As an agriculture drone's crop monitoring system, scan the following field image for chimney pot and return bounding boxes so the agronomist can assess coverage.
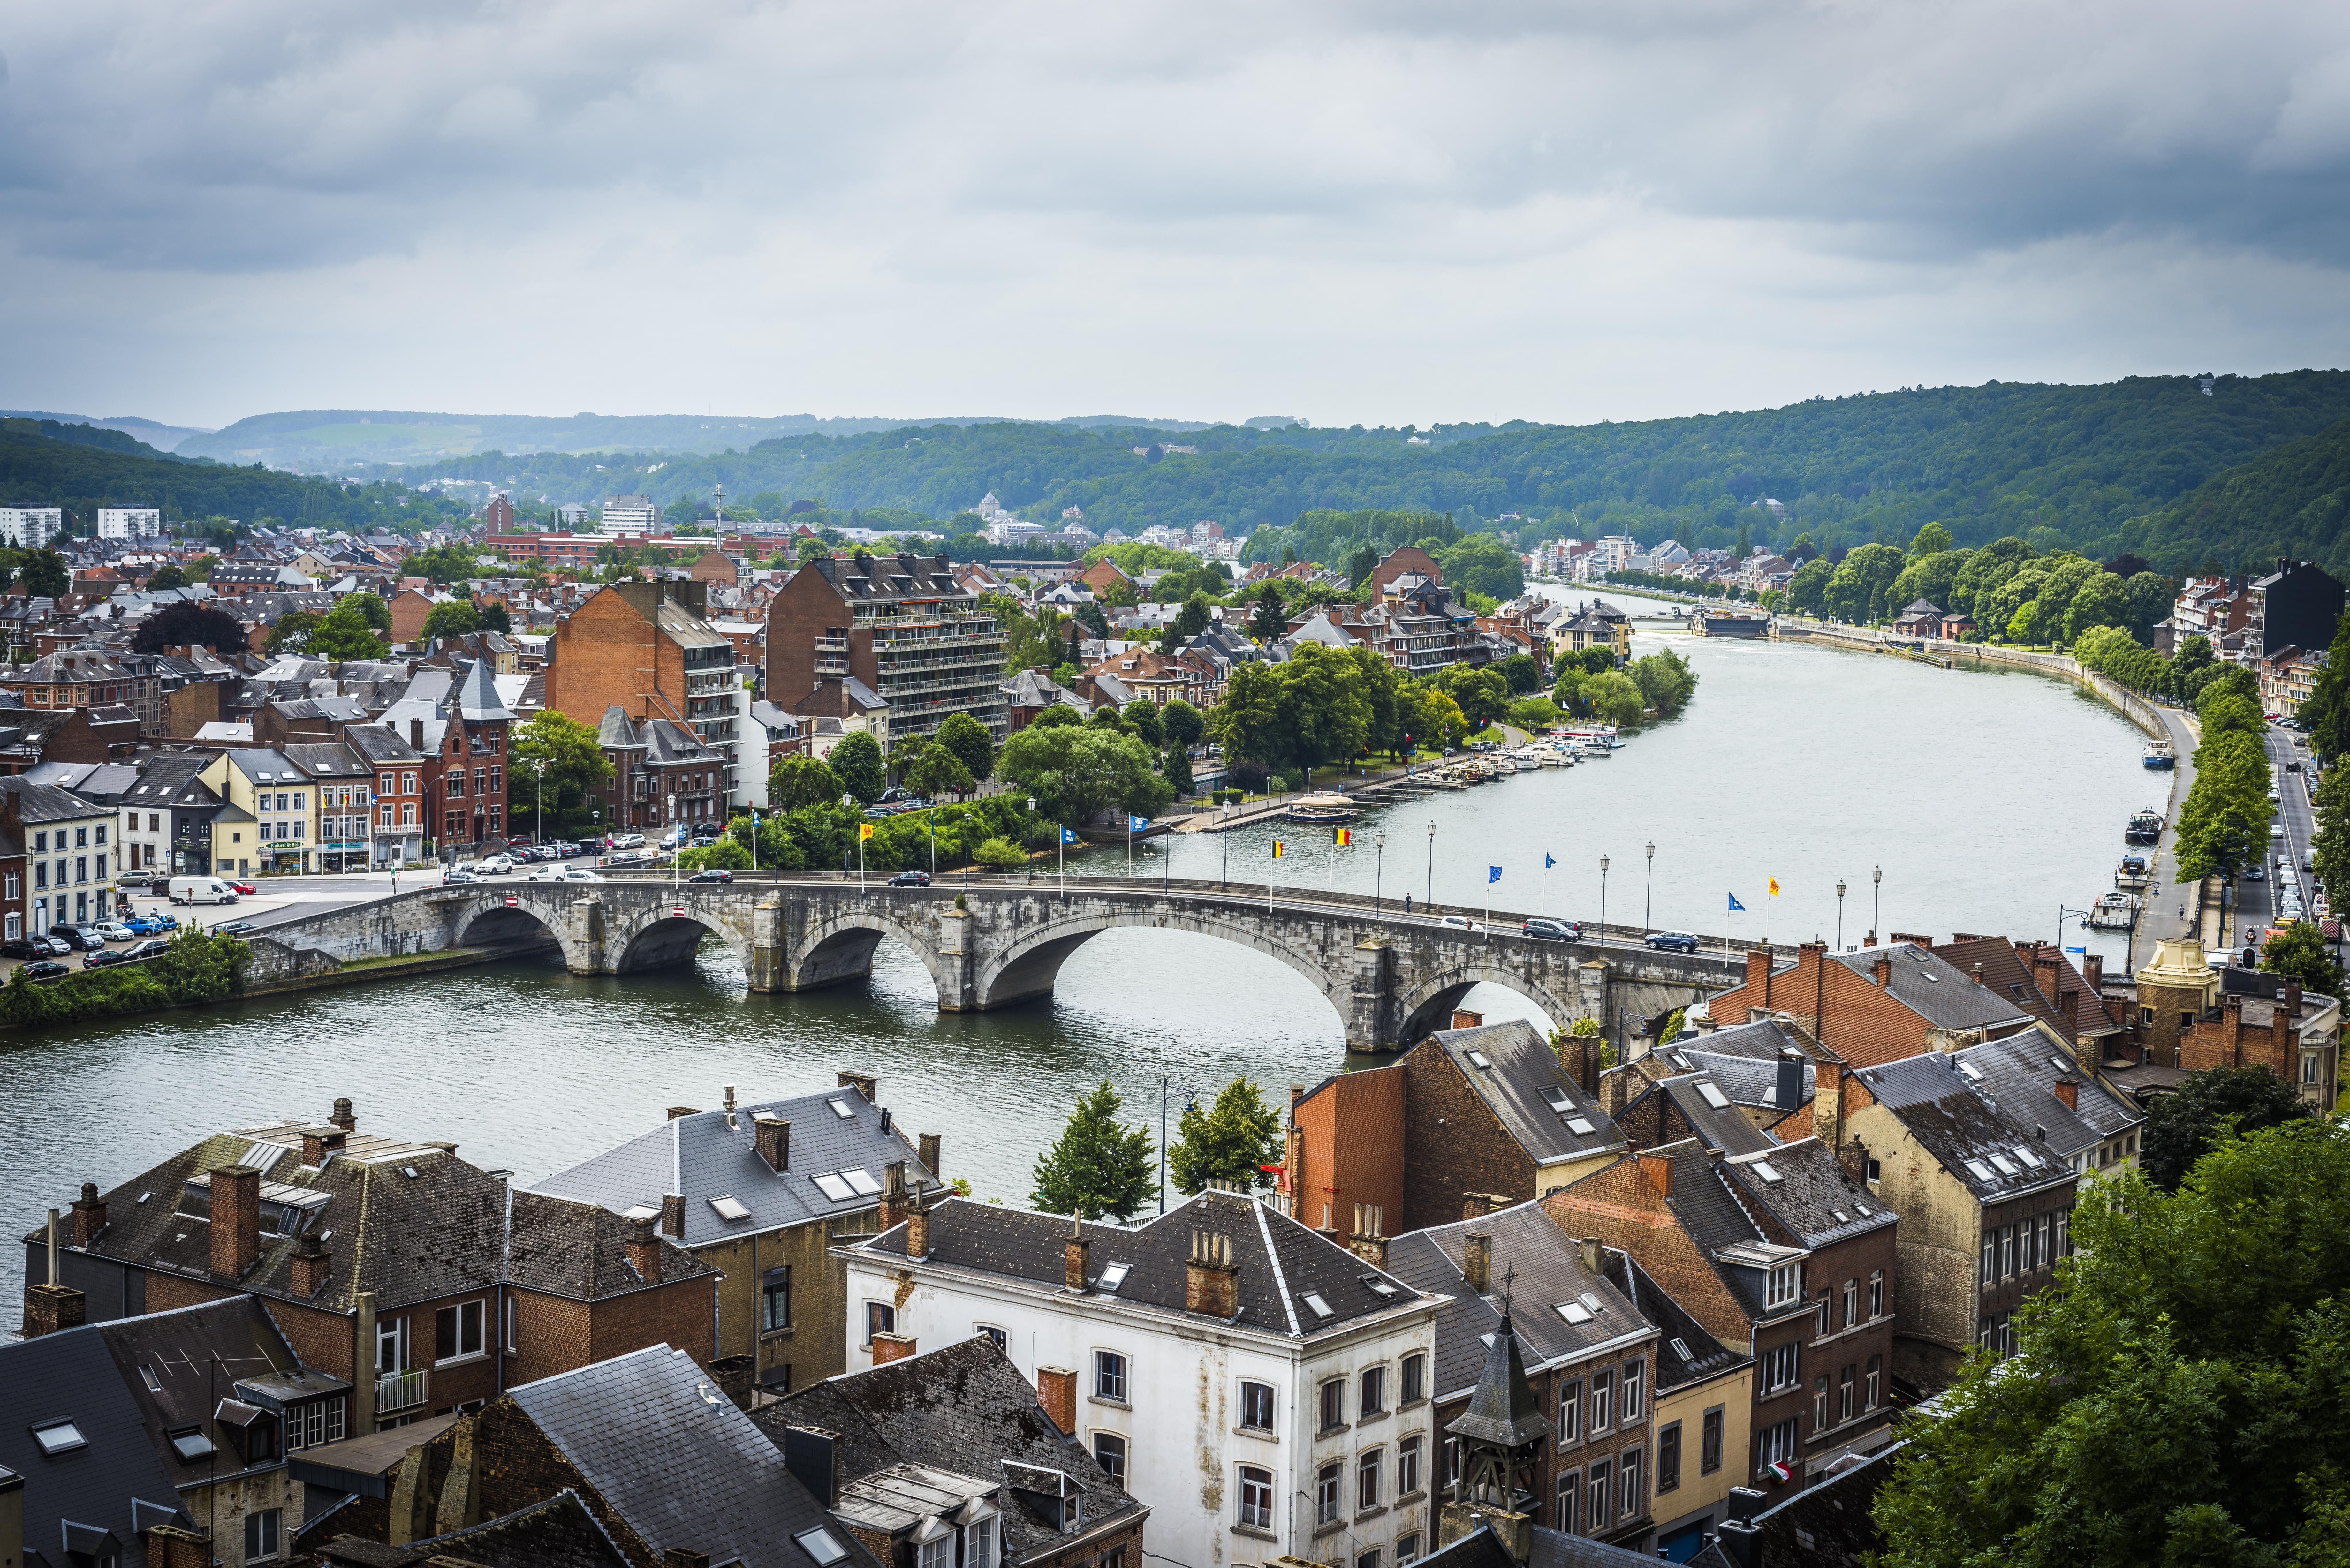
[69,1182,106,1248]
[209,1164,262,1281]
[755,1114,790,1173]
[1185,1230,1239,1316]
[330,1097,356,1132]
[625,1212,662,1283]
[1462,1233,1491,1294]
[661,1193,686,1240]
[837,1070,877,1103]
[1064,1224,1091,1292]
[918,1132,942,1178]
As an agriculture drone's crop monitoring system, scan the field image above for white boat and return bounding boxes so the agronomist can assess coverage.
[2088,892,2137,930]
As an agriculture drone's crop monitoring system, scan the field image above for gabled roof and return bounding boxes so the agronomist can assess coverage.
[443,658,513,722]
[1629,1073,1783,1156]
[859,1189,1429,1341]
[1597,1250,1746,1393]
[1416,1020,1627,1165]
[1717,1138,1895,1251]
[0,1318,187,1560]
[1827,943,2035,1034]
[1852,1054,2078,1202]
[530,1088,932,1247]
[508,1345,880,1568]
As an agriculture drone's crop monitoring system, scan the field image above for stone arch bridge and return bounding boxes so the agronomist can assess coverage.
[255,873,1747,1052]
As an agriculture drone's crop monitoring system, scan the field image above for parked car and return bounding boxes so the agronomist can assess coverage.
[688,868,734,885]
[1438,914,1484,933]
[690,823,725,844]
[46,925,100,952]
[609,833,646,850]
[121,938,172,961]
[152,914,179,932]
[1521,917,1583,942]
[83,949,130,968]
[116,869,163,890]
[95,921,136,940]
[525,867,601,883]
[122,914,164,934]
[21,961,70,981]
[1646,931,1702,953]
[213,921,258,937]
[35,935,72,957]
[171,877,241,905]
[227,880,258,896]
[471,855,518,875]
[886,870,932,887]
[0,938,43,960]
[443,869,484,885]
[2248,866,2267,881]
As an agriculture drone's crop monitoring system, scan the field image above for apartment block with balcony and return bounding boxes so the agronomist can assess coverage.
[766,552,1008,745]
[544,581,757,809]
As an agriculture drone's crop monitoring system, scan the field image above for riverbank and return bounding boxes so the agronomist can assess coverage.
[1773,619,2172,742]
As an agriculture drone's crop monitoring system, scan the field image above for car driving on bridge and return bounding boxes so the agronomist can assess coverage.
[1645,930,1701,953]
[886,870,932,887]
[1521,917,1582,942]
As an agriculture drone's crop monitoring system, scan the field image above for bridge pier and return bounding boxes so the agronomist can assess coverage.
[1350,940,1400,1051]
[935,908,976,1011]
[748,896,786,993]
[567,895,610,976]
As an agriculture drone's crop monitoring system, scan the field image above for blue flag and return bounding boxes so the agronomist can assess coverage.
[1544,852,1556,869]
[1128,815,1150,832]
[1728,892,1746,911]
[1488,866,1503,884]
[1060,827,1079,844]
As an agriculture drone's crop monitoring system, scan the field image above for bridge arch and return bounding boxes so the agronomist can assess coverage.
[1394,960,1585,1046]
[788,909,959,1001]
[606,897,751,974]
[970,907,1349,1021]
[450,894,574,964]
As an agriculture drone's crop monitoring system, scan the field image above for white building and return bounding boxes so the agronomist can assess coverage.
[841,1190,1442,1568]
[0,506,65,549]
[97,507,164,540]
[599,493,659,534]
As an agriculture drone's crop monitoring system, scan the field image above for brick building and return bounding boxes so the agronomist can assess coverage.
[1704,943,2037,1066]
[1289,1017,1626,1240]
[594,706,727,836]
[18,1099,719,1441]
[1542,1138,1898,1493]
[1931,935,2126,1055]
[530,1075,940,1395]
[766,553,1009,746]
[544,580,755,809]
[380,660,515,854]
[347,721,429,866]
[2179,969,2342,1111]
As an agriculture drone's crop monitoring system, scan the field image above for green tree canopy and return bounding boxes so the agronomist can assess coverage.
[1908,520,1955,557]
[996,722,1174,825]
[422,599,483,640]
[18,550,67,598]
[304,601,391,662]
[1167,1078,1285,1196]
[770,753,841,809]
[1123,700,1164,747]
[2139,1063,2317,1191]
[265,610,320,653]
[1030,1080,1156,1221]
[1160,698,1205,749]
[145,563,186,591]
[1247,581,1288,643]
[905,745,976,801]
[830,731,887,803]
[2260,920,2346,999]
[510,709,615,820]
[130,600,247,655]
[344,592,392,631]
[933,711,997,784]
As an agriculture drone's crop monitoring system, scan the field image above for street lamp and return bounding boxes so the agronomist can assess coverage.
[1836,878,1847,950]
[1158,1075,1199,1215]
[1221,800,1233,891]
[1599,854,1610,948]
[1375,832,1387,914]
[1643,841,1656,941]
[845,793,864,887]
[1425,820,1437,910]
[1871,864,1883,946]
[528,758,545,849]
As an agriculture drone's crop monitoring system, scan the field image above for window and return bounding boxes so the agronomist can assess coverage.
[762,1267,792,1332]
[2040,1214,2055,1270]
[1240,1379,1275,1431]
[32,862,43,889]
[288,1398,347,1450]
[1398,1434,1422,1497]
[1813,1375,1830,1430]
[1869,1271,1884,1319]
[1444,1436,1460,1489]
[31,1419,85,1455]
[1815,1289,1832,1337]
[1357,1552,1381,1568]
[1239,1465,1275,1529]
[1657,1421,1682,1493]
[1317,1462,1343,1525]
[1358,1447,1383,1511]
[1093,1432,1128,1486]
[1622,1359,1643,1423]
[1586,1460,1613,1531]
[2056,1210,2071,1258]
[1397,1533,1422,1564]
[967,1516,997,1568]
[2000,1224,2016,1279]
[1402,1352,1426,1404]
[798,1528,850,1566]
[1765,1261,1802,1308]
[978,1325,1007,1353]
[376,1315,409,1373]
[1320,1377,1346,1430]
[1361,1364,1387,1416]
[75,827,87,848]
[76,855,87,883]
[921,1535,951,1568]
[1865,1355,1882,1411]
[1843,1279,1859,1328]
[1839,1366,1855,1423]
[1590,1370,1613,1433]
[504,1295,517,1353]
[246,1506,282,1561]
[1557,1378,1582,1444]
[1758,1340,1799,1394]
[865,1301,894,1347]
[1619,1448,1643,1520]
[435,1299,485,1362]
[1757,1416,1800,1472]
[1981,1230,1996,1289]
[1553,1471,1579,1533]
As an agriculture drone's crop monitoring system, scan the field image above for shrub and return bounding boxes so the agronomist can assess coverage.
[974,836,1029,870]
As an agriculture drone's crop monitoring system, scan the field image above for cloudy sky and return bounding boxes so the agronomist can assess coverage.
[5,0,2349,431]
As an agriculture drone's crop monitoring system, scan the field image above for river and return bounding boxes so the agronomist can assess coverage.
[0,590,2157,1307]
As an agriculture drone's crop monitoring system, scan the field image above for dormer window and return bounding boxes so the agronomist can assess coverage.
[1764,1262,1802,1309]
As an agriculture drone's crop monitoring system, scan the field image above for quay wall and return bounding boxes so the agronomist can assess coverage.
[1777,621,2169,742]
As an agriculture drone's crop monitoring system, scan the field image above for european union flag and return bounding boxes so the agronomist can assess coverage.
[1488,866,1503,884]
[1728,892,1746,911]
[1544,852,1556,869]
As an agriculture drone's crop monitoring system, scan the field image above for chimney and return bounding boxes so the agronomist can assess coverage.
[626,1214,662,1283]
[666,1106,700,1120]
[1686,1006,1719,1037]
[2031,949,2062,1003]
[1578,1236,1602,1275]
[300,1126,346,1165]
[754,1115,790,1172]
[69,1182,106,1248]
[1462,1232,1491,1294]
[1186,1230,1240,1317]
[1744,946,1772,1003]
[330,1097,357,1132]
[665,1551,711,1568]
[1451,1008,1485,1031]
[918,1132,942,1178]
[870,1331,916,1364]
[1774,1050,1806,1112]
[1715,1519,1762,1568]
[1035,1367,1078,1434]
[290,1232,332,1296]
[661,1193,686,1240]
[879,1161,910,1231]
[2052,1076,2079,1111]
[2084,953,2104,992]
[2283,978,2304,1017]
[23,1280,85,1338]
[1972,963,1985,985]
[1348,1203,1389,1267]
[1640,1150,1673,1196]
[1873,954,1892,989]
[781,1426,840,1508]
[722,1083,738,1128]
[906,1191,933,1260]
[209,1165,262,1280]
[409,718,424,749]
[837,1070,878,1103]
[1063,1219,1090,1292]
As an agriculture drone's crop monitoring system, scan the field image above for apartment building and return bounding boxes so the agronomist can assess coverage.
[0,504,65,548]
[766,553,1009,745]
[97,506,164,539]
[544,581,756,809]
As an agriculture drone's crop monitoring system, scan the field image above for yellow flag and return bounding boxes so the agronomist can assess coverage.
[1768,876,1781,897]
[860,822,874,841]
[1335,828,1352,846]
[1272,840,1285,859]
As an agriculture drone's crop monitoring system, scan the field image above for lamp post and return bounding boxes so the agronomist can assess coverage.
[1643,840,1656,941]
[1425,820,1437,910]
[528,758,544,850]
[845,793,861,886]
[1158,1075,1199,1215]
[1836,878,1848,950]
[1599,854,1610,948]
[1221,800,1233,891]
[1375,833,1387,915]
[1871,864,1883,946]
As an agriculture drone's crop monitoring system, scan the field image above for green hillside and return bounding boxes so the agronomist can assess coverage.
[2117,416,2350,579]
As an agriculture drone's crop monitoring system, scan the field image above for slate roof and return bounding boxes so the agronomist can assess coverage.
[806,553,975,607]
[343,1489,632,1568]
[1932,937,2121,1043]
[860,1189,1430,1341]
[1527,1522,1679,1568]
[444,658,513,722]
[1449,1305,1556,1448]
[91,1296,345,1493]
[507,1344,881,1568]
[1597,1251,1746,1393]
[283,741,370,780]
[1853,1054,2076,1202]
[344,723,424,767]
[1631,1074,1781,1156]
[1420,1020,1626,1165]
[1717,1139,1896,1251]
[755,1336,1146,1566]
[1657,1048,1812,1114]
[0,776,109,824]
[1826,943,2034,1033]
[1382,1200,1653,1400]
[0,1317,188,1566]
[530,1088,932,1248]
[120,754,221,810]
[39,1113,711,1315]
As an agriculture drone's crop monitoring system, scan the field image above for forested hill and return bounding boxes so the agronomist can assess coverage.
[384,371,2350,568]
[2118,416,2350,580]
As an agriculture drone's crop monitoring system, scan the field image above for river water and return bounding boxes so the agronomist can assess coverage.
[0,591,2156,1307]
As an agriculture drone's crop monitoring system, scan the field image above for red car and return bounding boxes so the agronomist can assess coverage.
[227,880,257,896]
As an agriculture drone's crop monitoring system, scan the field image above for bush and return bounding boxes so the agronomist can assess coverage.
[974,836,1029,870]
[0,927,250,1028]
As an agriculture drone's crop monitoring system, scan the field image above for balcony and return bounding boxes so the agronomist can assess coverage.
[812,636,850,653]
[376,1368,427,1414]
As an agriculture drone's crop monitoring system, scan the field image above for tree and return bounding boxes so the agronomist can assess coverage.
[1123,700,1164,747]
[1785,557,1834,615]
[996,723,1174,825]
[2141,1064,2319,1192]
[830,731,886,804]
[1167,1078,1285,1195]
[145,563,187,591]
[1162,743,1195,794]
[933,712,997,784]
[305,602,391,662]
[2260,920,2347,998]
[422,599,483,640]
[131,600,247,655]
[2300,611,2350,764]
[2313,764,2350,909]
[1630,648,1698,718]
[2062,571,2131,642]
[1248,581,1288,643]
[344,592,392,631]
[1822,542,1907,623]
[1874,1121,2350,1566]
[1029,1080,1156,1220]
[1497,653,1542,694]
[266,610,320,653]
[18,550,67,598]
[1908,520,1955,557]
[1436,665,1511,730]
[481,600,512,633]
[1161,698,1205,749]
[770,753,841,809]
[905,745,976,801]
[510,709,614,821]
[1345,545,1378,592]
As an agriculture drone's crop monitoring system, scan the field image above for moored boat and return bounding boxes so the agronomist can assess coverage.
[2088,891,2138,929]
[2125,808,2163,846]
[2143,741,2176,770]
[1285,793,1360,825]
[2115,855,2150,891]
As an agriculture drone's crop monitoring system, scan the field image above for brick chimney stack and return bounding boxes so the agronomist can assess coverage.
[330,1097,357,1132]
[879,1161,910,1231]
[1873,954,1893,989]
[210,1165,261,1281]
[625,1213,662,1283]
[906,1188,934,1260]
[870,1332,916,1364]
[1036,1367,1077,1433]
[661,1193,686,1239]
[301,1126,346,1165]
[1744,946,1772,1005]
[837,1070,878,1103]
[2052,1076,2079,1112]
[69,1182,105,1248]
[1186,1231,1239,1317]
[754,1115,790,1173]
[1064,1219,1090,1292]
[1349,1203,1389,1268]
[290,1232,332,1296]
[918,1132,942,1178]
[1462,1233,1491,1294]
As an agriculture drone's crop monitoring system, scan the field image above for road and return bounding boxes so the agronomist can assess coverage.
[2128,706,2201,961]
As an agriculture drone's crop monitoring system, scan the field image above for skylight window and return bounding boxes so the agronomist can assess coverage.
[32,1420,85,1456]
[1557,1301,1593,1324]
[1989,1155,2020,1176]
[842,1169,883,1196]
[1831,1209,1850,1224]
[1539,1085,1571,1111]
[1303,1292,1334,1318]
[709,1195,751,1221]
[1855,1201,1872,1216]
[170,1429,216,1462]
[1957,1062,1983,1081]
[1753,1161,1784,1184]
[1964,1159,1995,1181]
[1578,1291,1603,1313]
[2050,1056,2072,1071]
[811,1173,855,1202]
[1696,1082,1732,1110]
[1364,1275,1399,1298]
[1465,1050,1493,1070]
[797,1528,851,1566]
[1670,1337,1693,1360]
[140,1366,162,1393]
[2016,1147,2044,1167]
[828,1099,856,1119]
[1566,1117,1597,1136]
[1097,1263,1130,1293]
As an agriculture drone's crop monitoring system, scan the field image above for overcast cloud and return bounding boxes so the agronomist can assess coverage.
[4,0,2348,431]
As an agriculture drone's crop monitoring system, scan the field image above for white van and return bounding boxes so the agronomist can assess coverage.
[169,877,240,906]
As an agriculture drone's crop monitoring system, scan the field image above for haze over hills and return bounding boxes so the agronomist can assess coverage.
[0,409,213,451]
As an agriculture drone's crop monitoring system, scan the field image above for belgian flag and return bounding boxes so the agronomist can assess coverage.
[1272,840,1285,859]
[1335,828,1352,846]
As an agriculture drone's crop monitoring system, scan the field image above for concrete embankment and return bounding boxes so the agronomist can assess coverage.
[1776,622,2170,743]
